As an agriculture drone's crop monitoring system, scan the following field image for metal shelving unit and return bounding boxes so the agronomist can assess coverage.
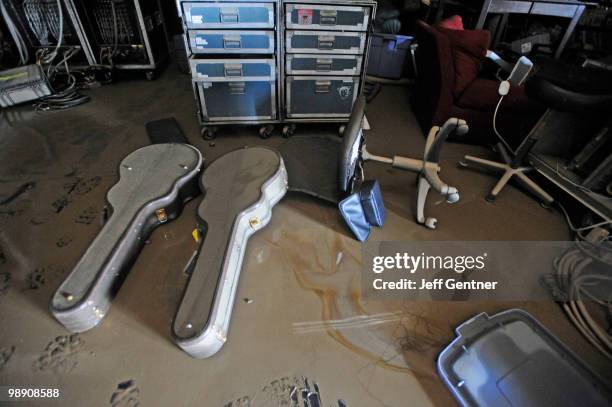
[1,0,169,77]
[1,0,95,67]
[66,0,169,78]
[528,110,612,222]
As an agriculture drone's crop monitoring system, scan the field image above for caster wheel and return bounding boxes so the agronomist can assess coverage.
[338,125,346,137]
[201,126,217,140]
[259,125,274,139]
[447,192,460,204]
[458,160,469,168]
[485,194,496,203]
[145,71,155,81]
[282,124,296,138]
[425,218,437,229]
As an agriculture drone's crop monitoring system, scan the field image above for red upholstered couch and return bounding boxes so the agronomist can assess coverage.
[412,19,543,146]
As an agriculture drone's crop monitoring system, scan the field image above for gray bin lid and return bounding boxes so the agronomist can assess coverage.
[437,309,612,407]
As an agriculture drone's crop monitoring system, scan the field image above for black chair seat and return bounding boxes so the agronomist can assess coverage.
[526,57,612,112]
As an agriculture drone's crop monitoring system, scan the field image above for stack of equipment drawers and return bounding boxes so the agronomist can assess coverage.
[178,1,279,138]
[284,2,370,120]
[176,0,376,138]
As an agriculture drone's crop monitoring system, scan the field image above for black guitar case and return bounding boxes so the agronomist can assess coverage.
[51,143,203,332]
[172,147,287,358]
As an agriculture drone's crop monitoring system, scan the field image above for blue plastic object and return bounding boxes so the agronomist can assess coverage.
[339,192,371,242]
[367,34,413,79]
[339,180,387,241]
[359,180,386,227]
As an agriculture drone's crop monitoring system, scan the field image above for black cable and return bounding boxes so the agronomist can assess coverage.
[34,57,93,111]
[34,83,91,111]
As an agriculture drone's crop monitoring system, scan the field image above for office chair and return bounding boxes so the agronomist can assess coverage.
[340,96,464,229]
[459,55,555,205]
[413,19,543,145]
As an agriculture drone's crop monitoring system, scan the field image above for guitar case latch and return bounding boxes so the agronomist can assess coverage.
[155,208,168,223]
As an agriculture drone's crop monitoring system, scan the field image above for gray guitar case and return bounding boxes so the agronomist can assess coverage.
[51,143,203,333]
[172,147,287,358]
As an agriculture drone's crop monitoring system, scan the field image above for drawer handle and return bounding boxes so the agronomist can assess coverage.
[320,9,337,25]
[229,82,246,95]
[220,7,239,23]
[318,36,335,50]
[315,80,331,93]
[315,58,332,72]
[224,64,243,77]
[223,35,241,48]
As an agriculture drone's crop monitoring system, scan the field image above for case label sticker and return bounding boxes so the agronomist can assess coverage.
[338,85,352,100]
[298,9,313,25]
[195,37,208,46]
[191,15,203,24]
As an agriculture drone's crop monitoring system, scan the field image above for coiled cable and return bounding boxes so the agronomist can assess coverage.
[552,235,612,360]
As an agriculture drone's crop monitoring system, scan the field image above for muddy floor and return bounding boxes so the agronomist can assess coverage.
[0,66,610,406]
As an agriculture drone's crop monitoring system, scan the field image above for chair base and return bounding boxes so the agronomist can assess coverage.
[461,145,554,205]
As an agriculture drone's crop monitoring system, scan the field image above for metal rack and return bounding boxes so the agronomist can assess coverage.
[175,0,376,138]
[65,0,169,78]
[529,110,612,222]
[1,0,169,77]
[1,0,94,67]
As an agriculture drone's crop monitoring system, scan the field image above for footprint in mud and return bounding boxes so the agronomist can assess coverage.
[50,177,102,216]
[75,206,97,225]
[64,177,101,196]
[24,266,65,290]
[52,196,71,214]
[33,334,83,374]
[24,268,45,290]
[110,380,140,407]
[56,236,73,248]
[0,272,11,295]
[224,376,343,407]
[51,176,102,217]
[0,346,15,370]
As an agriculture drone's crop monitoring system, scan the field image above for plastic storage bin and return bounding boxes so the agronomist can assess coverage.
[366,33,413,79]
[438,309,612,407]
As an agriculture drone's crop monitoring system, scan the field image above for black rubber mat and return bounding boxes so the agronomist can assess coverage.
[279,134,342,204]
[145,117,189,144]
